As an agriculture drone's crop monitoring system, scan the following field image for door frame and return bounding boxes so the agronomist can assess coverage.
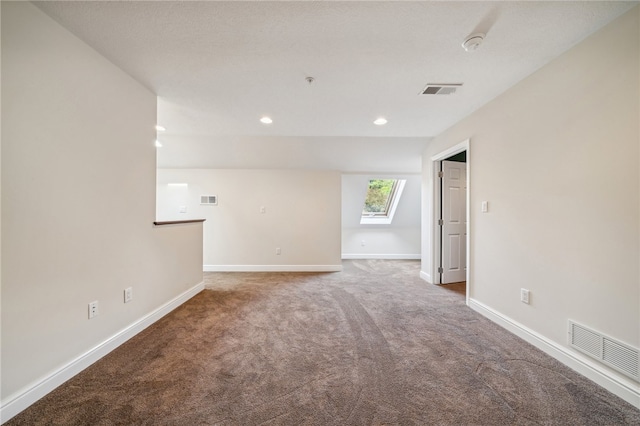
[431,139,470,304]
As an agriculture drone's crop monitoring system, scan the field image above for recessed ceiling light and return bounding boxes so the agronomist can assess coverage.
[374,117,388,126]
[155,125,166,132]
[155,140,163,148]
[260,117,273,124]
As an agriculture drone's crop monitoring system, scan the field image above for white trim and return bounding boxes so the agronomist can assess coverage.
[341,254,421,260]
[203,264,343,272]
[468,298,640,409]
[0,282,205,423]
[419,270,433,283]
[430,139,470,306]
[430,140,469,162]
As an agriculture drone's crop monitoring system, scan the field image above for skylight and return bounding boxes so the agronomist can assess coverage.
[361,179,406,225]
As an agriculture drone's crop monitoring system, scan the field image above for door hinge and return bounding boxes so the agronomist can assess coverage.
[438,267,444,274]
[438,219,444,226]
[438,171,444,178]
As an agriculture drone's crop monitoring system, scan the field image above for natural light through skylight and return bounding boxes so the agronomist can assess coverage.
[361,179,406,225]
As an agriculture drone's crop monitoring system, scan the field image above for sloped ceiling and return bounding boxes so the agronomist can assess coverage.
[34,1,637,172]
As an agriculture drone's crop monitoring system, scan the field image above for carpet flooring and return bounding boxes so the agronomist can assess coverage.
[7,260,640,425]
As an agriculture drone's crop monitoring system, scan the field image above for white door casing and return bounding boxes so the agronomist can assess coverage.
[441,160,467,284]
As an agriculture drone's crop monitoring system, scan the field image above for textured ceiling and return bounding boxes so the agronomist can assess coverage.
[34,1,637,170]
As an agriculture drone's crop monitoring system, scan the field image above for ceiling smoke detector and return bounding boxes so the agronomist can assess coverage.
[462,33,485,52]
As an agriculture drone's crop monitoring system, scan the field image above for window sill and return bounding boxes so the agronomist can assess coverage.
[360,217,392,225]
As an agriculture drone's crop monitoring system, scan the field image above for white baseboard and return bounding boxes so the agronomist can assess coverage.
[468,298,640,409]
[203,264,343,272]
[341,254,421,260]
[0,282,205,424]
[419,270,433,284]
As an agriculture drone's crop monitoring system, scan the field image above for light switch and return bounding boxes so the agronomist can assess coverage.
[481,201,488,213]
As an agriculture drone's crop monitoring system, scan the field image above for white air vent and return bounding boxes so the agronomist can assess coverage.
[569,320,639,381]
[420,83,463,96]
[200,195,217,205]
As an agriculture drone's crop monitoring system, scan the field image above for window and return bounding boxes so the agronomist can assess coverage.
[362,179,398,216]
[361,179,406,224]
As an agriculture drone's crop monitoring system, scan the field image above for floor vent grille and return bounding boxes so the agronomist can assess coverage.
[569,320,639,381]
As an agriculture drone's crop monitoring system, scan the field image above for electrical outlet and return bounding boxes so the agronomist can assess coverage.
[520,289,530,304]
[88,301,99,319]
[361,240,366,247]
[124,287,133,303]
[276,247,281,255]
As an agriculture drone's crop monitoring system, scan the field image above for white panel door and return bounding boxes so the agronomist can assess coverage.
[441,160,467,284]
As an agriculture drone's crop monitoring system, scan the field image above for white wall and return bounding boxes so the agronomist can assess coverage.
[157,169,342,271]
[157,135,427,173]
[342,174,421,259]
[1,2,203,419]
[422,7,639,405]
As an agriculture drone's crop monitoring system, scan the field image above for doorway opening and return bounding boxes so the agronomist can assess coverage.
[431,139,470,304]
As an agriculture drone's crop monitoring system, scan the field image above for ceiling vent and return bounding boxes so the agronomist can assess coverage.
[420,83,463,96]
[200,195,218,205]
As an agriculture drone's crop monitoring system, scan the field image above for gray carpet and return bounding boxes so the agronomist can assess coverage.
[7,260,640,425]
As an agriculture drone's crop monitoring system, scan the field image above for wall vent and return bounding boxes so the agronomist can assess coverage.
[420,83,463,96]
[200,195,217,205]
[568,320,639,381]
